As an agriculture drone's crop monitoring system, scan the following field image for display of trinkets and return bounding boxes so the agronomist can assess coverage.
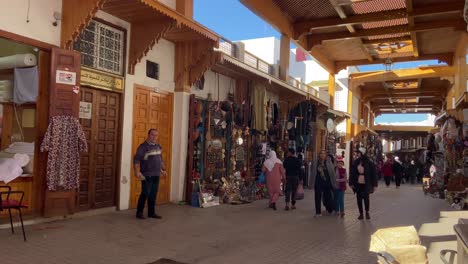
[230,127,248,173]
[205,139,225,180]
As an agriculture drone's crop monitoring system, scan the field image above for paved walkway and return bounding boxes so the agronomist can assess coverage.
[0,183,457,264]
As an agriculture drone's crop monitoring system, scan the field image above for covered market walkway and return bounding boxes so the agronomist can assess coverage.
[0,185,460,264]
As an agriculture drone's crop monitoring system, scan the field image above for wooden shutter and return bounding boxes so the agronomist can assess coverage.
[43,48,81,217]
[49,47,80,117]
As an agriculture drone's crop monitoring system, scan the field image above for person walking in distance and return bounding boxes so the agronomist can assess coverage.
[349,148,378,220]
[382,157,393,187]
[262,151,285,210]
[134,129,167,219]
[283,148,303,211]
[311,150,337,217]
[334,156,347,217]
[392,156,404,188]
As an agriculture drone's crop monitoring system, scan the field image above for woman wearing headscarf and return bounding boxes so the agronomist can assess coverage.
[349,148,378,220]
[310,150,337,216]
[262,151,286,210]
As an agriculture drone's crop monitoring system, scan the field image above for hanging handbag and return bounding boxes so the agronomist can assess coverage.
[295,181,304,200]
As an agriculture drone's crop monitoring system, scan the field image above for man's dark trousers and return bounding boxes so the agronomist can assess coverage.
[137,176,160,217]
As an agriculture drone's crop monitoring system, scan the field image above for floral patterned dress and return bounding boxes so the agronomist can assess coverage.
[40,115,88,191]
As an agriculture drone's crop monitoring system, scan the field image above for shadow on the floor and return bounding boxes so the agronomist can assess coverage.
[149,258,188,264]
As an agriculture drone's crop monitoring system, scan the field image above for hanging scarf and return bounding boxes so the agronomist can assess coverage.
[263,151,282,172]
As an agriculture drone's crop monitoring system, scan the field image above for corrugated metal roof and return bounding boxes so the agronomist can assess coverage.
[272,0,338,21]
[367,32,410,40]
[362,18,408,29]
[350,0,406,15]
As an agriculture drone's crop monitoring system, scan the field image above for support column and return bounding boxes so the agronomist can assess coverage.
[170,91,190,202]
[328,73,335,109]
[279,34,290,82]
[346,89,353,141]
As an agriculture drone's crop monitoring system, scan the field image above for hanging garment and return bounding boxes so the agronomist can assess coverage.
[14,66,38,104]
[253,84,267,131]
[40,115,88,191]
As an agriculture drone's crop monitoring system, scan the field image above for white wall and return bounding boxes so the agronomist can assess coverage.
[352,96,359,124]
[239,37,280,65]
[192,70,235,100]
[96,11,186,209]
[289,49,306,82]
[0,3,188,209]
[0,0,62,46]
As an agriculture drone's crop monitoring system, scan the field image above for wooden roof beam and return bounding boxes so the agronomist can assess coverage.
[239,0,294,38]
[366,93,443,101]
[336,53,454,71]
[362,36,412,45]
[372,105,442,111]
[295,2,463,37]
[308,19,465,48]
[328,0,373,61]
[406,0,419,57]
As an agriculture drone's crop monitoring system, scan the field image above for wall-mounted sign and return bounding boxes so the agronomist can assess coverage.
[80,67,124,92]
[56,70,77,85]
[79,101,92,119]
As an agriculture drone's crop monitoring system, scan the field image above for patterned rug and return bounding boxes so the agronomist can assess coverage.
[148,258,188,264]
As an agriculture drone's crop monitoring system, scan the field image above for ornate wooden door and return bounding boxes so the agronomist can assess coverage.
[44,47,81,217]
[130,86,173,208]
[78,87,120,210]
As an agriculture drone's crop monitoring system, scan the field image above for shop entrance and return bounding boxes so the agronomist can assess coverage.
[78,87,121,210]
[130,85,173,208]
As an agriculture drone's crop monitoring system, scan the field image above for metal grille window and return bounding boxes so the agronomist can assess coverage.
[73,20,125,75]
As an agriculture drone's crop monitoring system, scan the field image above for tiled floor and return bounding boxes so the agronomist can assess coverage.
[0,183,456,264]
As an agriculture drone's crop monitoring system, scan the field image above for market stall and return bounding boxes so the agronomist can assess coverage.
[424,109,468,209]
[184,82,323,207]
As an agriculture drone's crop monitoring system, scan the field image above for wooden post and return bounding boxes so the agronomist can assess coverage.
[176,0,193,18]
[346,89,353,141]
[328,73,335,109]
[279,34,290,82]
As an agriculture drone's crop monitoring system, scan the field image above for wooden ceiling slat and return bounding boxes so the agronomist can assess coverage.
[294,2,463,37]
[336,52,453,70]
[308,19,465,47]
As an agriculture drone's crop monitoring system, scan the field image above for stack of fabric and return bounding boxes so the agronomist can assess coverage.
[0,153,30,183]
[4,141,35,174]
[0,80,13,102]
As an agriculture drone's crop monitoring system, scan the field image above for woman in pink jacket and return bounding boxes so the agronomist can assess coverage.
[262,151,286,210]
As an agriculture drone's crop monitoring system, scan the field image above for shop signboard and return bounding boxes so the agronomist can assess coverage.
[80,67,124,92]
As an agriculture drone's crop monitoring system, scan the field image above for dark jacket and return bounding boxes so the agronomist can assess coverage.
[310,158,337,189]
[283,156,303,181]
[349,155,378,193]
[392,161,404,176]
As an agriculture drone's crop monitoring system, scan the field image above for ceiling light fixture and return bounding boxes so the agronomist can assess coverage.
[384,57,393,72]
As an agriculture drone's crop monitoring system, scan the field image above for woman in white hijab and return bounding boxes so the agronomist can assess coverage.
[262,151,286,210]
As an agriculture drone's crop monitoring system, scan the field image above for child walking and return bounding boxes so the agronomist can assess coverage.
[335,156,347,217]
